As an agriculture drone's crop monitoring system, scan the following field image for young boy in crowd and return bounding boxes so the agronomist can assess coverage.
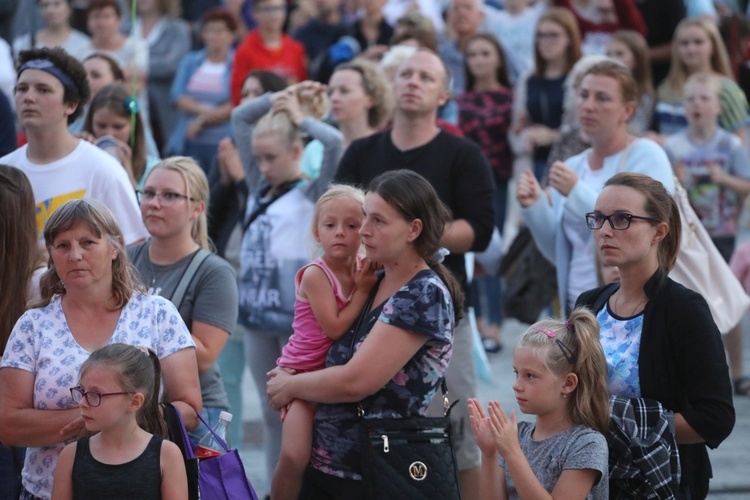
[663,71,750,398]
[663,71,750,260]
[230,0,307,104]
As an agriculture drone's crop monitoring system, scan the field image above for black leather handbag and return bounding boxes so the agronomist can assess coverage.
[349,279,461,499]
[358,380,461,500]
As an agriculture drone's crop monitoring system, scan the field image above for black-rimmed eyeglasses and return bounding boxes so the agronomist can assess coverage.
[585,212,660,231]
[70,386,132,407]
[136,190,196,205]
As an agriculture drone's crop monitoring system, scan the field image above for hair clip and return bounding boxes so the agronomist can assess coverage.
[432,247,450,265]
[136,345,150,355]
[565,320,572,331]
[532,325,578,365]
[124,96,139,114]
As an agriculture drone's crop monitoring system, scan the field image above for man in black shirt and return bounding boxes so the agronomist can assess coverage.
[335,48,495,499]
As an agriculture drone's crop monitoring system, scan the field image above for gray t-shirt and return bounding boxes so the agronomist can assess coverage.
[128,243,238,409]
[499,422,608,500]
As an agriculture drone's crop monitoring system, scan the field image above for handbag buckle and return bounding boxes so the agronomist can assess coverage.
[382,434,389,453]
[409,461,428,481]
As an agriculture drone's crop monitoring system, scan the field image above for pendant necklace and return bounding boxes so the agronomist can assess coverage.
[614,291,646,317]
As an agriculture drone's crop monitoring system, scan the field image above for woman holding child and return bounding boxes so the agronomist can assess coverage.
[577,172,734,499]
[0,199,200,500]
[267,170,463,497]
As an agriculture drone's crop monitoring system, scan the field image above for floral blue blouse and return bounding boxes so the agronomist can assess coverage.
[309,269,454,479]
[597,303,643,398]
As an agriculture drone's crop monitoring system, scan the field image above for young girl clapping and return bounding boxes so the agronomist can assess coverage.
[52,344,187,500]
[469,309,610,499]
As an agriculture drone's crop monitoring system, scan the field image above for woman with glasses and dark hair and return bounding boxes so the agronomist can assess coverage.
[516,59,674,313]
[576,172,734,499]
[128,156,238,444]
[0,198,200,500]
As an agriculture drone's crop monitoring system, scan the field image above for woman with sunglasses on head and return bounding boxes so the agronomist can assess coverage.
[0,198,200,500]
[517,59,674,314]
[576,172,734,499]
[128,156,238,444]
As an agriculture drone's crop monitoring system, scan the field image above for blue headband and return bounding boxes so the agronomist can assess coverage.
[17,59,77,92]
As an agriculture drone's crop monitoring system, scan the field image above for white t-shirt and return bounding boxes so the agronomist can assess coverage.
[0,292,195,500]
[563,164,606,307]
[0,140,148,245]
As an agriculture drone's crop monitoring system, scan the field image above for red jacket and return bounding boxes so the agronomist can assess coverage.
[230,30,308,105]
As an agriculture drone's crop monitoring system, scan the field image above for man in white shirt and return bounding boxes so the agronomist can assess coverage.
[1,46,147,245]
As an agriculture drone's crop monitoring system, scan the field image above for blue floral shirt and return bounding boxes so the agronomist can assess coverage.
[597,303,643,398]
[309,270,454,479]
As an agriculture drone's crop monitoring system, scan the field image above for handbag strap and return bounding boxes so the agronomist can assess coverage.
[162,402,196,460]
[171,249,211,310]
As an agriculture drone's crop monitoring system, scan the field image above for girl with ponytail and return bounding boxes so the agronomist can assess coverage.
[577,172,734,498]
[52,343,187,499]
[468,308,610,499]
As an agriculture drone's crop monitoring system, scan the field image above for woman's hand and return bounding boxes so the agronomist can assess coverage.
[58,415,92,441]
[354,258,379,295]
[186,116,205,140]
[516,169,542,207]
[267,366,298,410]
[217,138,245,185]
[468,398,499,457]
[75,131,97,143]
[488,401,521,459]
[525,125,558,148]
[548,161,578,196]
[272,90,305,126]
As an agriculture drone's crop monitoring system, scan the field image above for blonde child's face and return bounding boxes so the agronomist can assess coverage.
[684,80,721,129]
[76,364,137,433]
[512,346,569,417]
[253,133,302,189]
[91,107,131,143]
[677,26,713,72]
[314,197,364,261]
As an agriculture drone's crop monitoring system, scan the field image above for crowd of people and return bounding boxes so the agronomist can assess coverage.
[0,0,749,499]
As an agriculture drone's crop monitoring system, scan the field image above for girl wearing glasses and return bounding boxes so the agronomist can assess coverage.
[469,309,610,499]
[52,343,188,499]
[516,60,674,313]
[128,156,238,444]
[577,172,734,499]
[0,199,200,500]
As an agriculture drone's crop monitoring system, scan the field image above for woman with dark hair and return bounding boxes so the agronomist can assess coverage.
[0,199,201,500]
[517,60,674,313]
[457,32,513,352]
[267,169,463,497]
[577,172,734,499]
[0,165,42,500]
[511,7,583,182]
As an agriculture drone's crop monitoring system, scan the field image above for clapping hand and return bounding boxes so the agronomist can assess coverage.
[468,398,499,457]
[516,169,542,207]
[548,161,578,196]
[487,401,521,459]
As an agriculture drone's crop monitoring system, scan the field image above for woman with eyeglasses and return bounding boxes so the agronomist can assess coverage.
[516,59,674,313]
[0,198,200,500]
[128,156,238,444]
[576,172,734,499]
[510,7,582,182]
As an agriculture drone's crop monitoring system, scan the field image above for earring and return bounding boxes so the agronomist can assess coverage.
[562,393,567,398]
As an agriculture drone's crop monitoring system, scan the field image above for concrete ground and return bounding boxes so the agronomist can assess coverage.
[238,316,750,499]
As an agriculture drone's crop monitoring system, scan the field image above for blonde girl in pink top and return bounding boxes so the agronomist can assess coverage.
[271,184,379,500]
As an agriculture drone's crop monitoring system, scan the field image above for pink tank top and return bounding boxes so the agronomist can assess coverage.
[277,258,350,371]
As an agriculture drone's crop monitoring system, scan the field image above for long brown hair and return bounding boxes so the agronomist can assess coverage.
[367,170,465,321]
[0,165,39,352]
[464,33,510,91]
[84,83,147,184]
[533,8,582,78]
[610,30,654,97]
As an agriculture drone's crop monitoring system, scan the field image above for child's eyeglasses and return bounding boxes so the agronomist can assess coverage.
[70,386,132,407]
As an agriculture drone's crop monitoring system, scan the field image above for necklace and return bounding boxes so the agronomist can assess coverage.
[145,243,164,289]
[613,290,647,317]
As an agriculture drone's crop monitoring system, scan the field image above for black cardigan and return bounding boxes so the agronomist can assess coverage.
[576,269,735,499]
